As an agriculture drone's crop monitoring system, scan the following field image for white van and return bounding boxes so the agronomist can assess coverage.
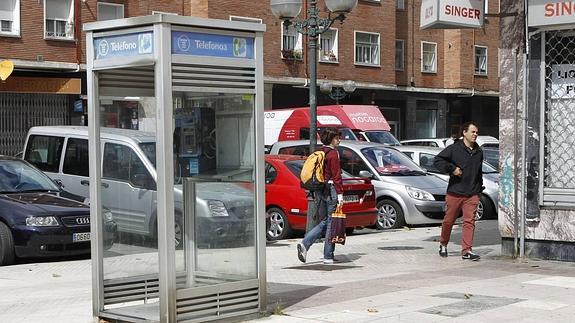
[22,126,254,247]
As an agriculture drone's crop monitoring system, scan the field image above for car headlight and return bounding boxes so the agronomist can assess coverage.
[26,216,59,227]
[103,210,113,222]
[406,186,435,201]
[207,200,229,217]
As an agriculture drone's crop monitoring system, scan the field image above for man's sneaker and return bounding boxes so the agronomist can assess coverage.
[297,242,307,263]
[439,245,448,258]
[323,258,334,265]
[462,251,480,261]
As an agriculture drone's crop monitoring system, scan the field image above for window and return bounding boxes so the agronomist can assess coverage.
[355,31,380,66]
[97,2,124,21]
[319,29,338,62]
[421,41,437,73]
[338,147,370,177]
[63,138,89,176]
[401,151,414,159]
[278,146,309,156]
[475,45,488,75]
[103,143,153,188]
[265,163,278,184]
[24,135,64,173]
[395,40,405,70]
[229,16,263,23]
[281,24,303,60]
[396,0,405,10]
[0,0,20,36]
[419,153,440,173]
[45,0,74,40]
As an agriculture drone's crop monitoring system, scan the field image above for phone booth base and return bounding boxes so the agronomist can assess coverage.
[85,15,266,323]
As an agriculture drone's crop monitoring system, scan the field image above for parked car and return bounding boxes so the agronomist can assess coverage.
[269,141,448,230]
[265,155,377,240]
[482,147,500,169]
[0,156,117,266]
[22,126,254,248]
[401,136,499,149]
[396,146,499,220]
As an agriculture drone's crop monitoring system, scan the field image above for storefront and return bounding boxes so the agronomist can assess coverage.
[499,0,575,261]
[0,74,82,156]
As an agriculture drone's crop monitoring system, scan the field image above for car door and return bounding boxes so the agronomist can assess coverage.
[101,141,155,235]
[60,137,90,199]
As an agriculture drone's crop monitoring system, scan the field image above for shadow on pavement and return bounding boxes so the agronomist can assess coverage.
[267,282,330,311]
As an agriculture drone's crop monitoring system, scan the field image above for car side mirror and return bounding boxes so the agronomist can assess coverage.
[359,170,373,179]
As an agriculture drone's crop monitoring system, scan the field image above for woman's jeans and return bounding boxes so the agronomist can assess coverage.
[301,185,337,260]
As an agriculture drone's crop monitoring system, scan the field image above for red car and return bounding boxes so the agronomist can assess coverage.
[265,155,377,240]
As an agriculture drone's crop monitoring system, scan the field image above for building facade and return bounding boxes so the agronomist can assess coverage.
[499,0,575,261]
[0,0,192,155]
[189,0,500,140]
[0,0,500,156]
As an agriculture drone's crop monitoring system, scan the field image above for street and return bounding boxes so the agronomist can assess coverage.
[1,220,575,322]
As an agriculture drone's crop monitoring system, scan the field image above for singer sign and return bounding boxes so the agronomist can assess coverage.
[420,0,484,30]
[528,0,575,27]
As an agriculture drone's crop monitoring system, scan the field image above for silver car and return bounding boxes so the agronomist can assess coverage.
[395,146,499,221]
[269,140,448,230]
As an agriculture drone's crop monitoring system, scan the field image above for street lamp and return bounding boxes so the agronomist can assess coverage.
[320,79,356,104]
[270,0,357,152]
[271,0,357,234]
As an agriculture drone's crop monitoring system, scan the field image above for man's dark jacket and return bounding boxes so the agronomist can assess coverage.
[433,139,483,196]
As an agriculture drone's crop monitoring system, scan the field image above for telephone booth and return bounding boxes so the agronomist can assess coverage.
[85,15,266,322]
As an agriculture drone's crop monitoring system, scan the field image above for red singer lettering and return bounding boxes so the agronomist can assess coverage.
[444,5,481,19]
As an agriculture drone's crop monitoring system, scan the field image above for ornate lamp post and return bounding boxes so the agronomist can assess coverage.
[271,0,357,233]
[320,79,356,104]
[270,0,357,152]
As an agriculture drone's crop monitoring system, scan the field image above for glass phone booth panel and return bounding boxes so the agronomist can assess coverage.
[173,92,258,321]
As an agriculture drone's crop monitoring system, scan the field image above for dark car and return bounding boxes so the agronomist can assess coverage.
[0,156,116,266]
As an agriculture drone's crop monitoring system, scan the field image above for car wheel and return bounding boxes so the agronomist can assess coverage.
[375,199,405,230]
[475,195,494,221]
[266,207,292,241]
[151,217,184,250]
[0,222,15,266]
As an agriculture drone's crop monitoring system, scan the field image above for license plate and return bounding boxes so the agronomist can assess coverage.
[343,195,359,203]
[73,232,91,242]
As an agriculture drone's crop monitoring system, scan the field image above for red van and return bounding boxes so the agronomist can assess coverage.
[264,105,400,148]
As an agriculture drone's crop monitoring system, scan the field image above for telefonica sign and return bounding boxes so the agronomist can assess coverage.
[528,0,575,27]
[420,0,484,30]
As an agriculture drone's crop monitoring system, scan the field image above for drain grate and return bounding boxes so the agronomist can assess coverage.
[378,246,424,251]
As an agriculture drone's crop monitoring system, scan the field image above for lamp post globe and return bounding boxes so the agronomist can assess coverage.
[320,81,333,94]
[343,80,356,93]
[325,0,358,14]
[270,0,303,19]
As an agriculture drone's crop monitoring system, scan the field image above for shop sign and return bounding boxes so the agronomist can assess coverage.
[551,64,575,98]
[420,0,484,30]
[171,31,254,59]
[528,0,575,27]
[94,32,153,60]
[0,77,81,94]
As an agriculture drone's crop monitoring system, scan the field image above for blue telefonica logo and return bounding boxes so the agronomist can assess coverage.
[172,31,254,59]
[95,32,153,60]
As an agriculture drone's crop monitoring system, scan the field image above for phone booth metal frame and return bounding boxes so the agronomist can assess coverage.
[85,15,266,322]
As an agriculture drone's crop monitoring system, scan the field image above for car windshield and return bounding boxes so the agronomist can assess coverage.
[361,147,426,176]
[363,131,401,146]
[0,160,60,193]
[285,160,355,179]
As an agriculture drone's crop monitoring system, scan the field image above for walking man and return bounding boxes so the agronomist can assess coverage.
[434,122,483,261]
[297,127,344,265]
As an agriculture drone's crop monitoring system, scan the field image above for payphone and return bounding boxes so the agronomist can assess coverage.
[174,106,216,177]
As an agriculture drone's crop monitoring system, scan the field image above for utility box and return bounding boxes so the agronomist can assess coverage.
[84,15,266,322]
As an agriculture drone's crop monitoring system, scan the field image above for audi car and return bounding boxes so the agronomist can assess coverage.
[0,156,116,266]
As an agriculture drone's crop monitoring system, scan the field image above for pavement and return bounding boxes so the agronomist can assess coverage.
[1,220,575,322]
